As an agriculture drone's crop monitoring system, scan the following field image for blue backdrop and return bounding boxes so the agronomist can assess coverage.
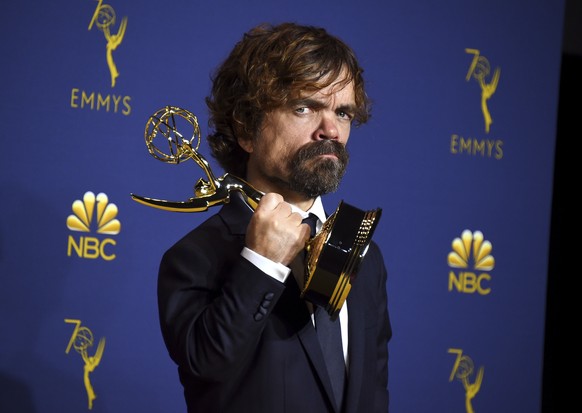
[0,0,564,412]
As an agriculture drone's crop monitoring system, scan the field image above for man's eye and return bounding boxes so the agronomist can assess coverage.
[338,110,353,120]
[295,107,309,114]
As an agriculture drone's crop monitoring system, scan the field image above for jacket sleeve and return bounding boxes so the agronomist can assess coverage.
[157,217,287,382]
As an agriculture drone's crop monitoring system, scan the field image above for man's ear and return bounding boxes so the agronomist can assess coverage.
[237,137,253,153]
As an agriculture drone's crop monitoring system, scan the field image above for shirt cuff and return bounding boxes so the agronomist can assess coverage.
[241,247,291,283]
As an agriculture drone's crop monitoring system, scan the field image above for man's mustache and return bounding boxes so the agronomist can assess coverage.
[297,140,349,162]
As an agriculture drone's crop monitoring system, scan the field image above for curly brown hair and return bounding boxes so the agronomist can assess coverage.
[206,22,371,178]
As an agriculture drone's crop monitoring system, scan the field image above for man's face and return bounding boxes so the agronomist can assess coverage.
[240,78,356,202]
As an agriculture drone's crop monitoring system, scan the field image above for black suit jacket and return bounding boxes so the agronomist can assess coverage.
[158,195,391,412]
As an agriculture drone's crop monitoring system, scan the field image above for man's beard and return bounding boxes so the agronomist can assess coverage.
[288,140,349,198]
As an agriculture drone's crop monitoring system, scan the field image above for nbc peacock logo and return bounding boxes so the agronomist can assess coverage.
[66,191,120,260]
[447,229,495,295]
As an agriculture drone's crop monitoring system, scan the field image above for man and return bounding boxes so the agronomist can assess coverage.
[157,22,391,413]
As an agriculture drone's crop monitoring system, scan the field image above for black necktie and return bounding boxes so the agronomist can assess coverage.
[302,214,346,409]
[302,212,318,237]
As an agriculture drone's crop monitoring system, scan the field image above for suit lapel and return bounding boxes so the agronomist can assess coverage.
[289,275,340,412]
[267,250,340,411]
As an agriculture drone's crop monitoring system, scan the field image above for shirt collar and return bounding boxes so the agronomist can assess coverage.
[291,196,326,224]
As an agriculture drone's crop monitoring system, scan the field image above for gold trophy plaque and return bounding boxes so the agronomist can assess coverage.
[131,106,381,319]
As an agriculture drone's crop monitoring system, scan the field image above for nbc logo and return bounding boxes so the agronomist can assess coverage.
[66,191,120,260]
[447,229,495,295]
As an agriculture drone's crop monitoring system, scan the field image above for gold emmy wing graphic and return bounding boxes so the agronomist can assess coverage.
[448,348,484,413]
[88,0,128,88]
[65,319,106,410]
[131,106,382,319]
[465,48,500,134]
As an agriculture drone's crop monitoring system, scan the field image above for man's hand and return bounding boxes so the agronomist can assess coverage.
[245,193,310,266]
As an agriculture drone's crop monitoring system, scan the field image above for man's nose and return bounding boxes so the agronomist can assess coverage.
[315,113,339,140]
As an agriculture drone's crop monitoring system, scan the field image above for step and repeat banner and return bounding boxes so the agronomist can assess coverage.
[0,1,564,412]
